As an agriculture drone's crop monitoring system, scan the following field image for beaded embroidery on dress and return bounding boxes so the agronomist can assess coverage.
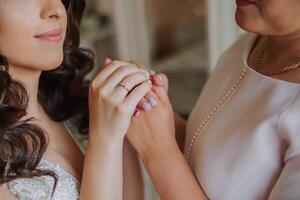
[7,120,86,200]
[8,159,80,200]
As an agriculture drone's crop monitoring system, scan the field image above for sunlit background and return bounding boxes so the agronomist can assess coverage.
[80,0,242,198]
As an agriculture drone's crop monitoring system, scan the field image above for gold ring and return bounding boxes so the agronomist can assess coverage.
[118,82,130,92]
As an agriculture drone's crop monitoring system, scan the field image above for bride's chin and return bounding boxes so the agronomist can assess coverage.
[42,65,61,71]
[22,60,63,72]
[38,56,64,71]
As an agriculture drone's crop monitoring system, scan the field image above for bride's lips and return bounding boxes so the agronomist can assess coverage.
[34,28,63,42]
[236,0,257,7]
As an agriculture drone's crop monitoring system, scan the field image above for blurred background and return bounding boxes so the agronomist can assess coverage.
[80,0,242,199]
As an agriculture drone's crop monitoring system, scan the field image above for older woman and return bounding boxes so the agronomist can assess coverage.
[127,0,300,199]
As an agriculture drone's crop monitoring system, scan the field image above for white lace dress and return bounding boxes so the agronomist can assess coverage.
[7,120,87,200]
[8,159,80,200]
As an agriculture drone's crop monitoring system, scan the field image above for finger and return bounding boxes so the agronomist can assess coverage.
[129,61,156,76]
[151,85,170,106]
[119,71,151,91]
[152,73,169,91]
[129,64,153,78]
[123,80,152,113]
[92,58,113,80]
[133,109,141,117]
[104,58,113,66]
[93,60,139,86]
[137,99,152,111]
[128,60,146,69]
[145,92,159,107]
[97,65,140,92]
[141,67,156,77]
[137,97,148,110]
[139,66,156,77]
[137,92,159,111]
[109,71,152,101]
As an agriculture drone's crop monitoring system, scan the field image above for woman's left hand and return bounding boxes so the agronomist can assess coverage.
[126,73,208,200]
[126,82,177,163]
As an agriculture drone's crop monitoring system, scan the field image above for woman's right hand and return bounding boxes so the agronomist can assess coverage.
[88,60,153,143]
[82,60,153,200]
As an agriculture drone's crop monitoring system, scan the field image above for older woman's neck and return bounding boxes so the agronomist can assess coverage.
[8,65,44,117]
[265,30,300,62]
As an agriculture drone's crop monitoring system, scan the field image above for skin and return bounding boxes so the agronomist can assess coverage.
[0,0,150,199]
[127,0,300,199]
[237,0,300,83]
[81,59,152,199]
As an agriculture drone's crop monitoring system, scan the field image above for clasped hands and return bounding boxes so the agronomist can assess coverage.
[88,58,177,164]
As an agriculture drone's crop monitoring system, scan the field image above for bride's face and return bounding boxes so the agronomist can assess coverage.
[0,0,67,70]
[235,0,300,36]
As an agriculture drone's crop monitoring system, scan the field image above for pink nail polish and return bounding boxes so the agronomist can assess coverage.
[148,97,158,106]
[158,74,163,83]
[150,70,156,76]
[141,102,152,111]
[134,110,140,117]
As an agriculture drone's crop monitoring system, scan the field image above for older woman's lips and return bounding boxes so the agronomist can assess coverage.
[236,0,256,6]
[34,28,63,42]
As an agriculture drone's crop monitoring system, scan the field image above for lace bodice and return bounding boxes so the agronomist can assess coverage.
[8,159,80,200]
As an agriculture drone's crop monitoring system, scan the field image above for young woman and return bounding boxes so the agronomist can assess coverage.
[127,0,300,199]
[0,0,162,199]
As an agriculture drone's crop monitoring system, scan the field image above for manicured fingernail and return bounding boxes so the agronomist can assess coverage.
[141,69,150,78]
[148,97,158,106]
[150,70,156,76]
[141,101,152,111]
[134,109,140,116]
[158,74,163,82]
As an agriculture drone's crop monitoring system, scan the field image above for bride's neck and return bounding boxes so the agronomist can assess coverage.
[8,64,45,118]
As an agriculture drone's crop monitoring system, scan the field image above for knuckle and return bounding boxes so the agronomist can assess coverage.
[125,73,146,83]
[137,71,148,79]
[111,60,119,66]
[98,88,107,98]
[122,76,135,85]
[89,80,98,91]
[107,96,118,105]
[127,64,139,71]
[117,66,129,73]
[141,81,151,89]
[134,86,147,96]
[117,104,129,114]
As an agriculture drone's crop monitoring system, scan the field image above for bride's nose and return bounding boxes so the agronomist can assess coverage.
[40,0,66,21]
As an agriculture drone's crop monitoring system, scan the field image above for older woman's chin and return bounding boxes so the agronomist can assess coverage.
[235,13,263,34]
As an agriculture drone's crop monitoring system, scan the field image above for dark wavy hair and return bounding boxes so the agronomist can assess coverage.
[0,0,94,191]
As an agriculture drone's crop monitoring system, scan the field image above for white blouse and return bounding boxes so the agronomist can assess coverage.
[185,33,300,200]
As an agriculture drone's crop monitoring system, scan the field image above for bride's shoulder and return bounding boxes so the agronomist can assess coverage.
[0,183,18,200]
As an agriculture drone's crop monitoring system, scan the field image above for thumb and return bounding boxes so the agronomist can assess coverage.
[152,73,169,92]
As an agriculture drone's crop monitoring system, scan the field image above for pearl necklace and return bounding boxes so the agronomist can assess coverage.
[185,68,248,163]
